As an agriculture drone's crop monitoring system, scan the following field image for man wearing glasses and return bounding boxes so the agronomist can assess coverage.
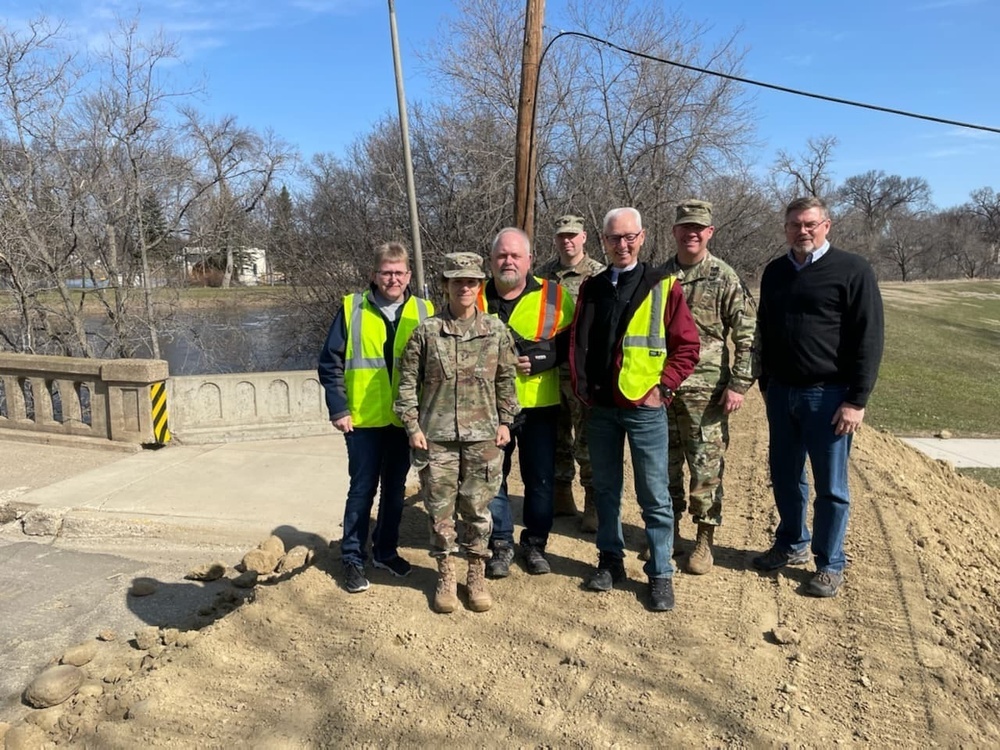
[653,199,757,576]
[570,207,700,611]
[752,196,884,598]
[318,242,434,594]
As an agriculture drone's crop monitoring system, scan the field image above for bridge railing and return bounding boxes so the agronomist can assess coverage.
[0,353,330,447]
[0,353,168,448]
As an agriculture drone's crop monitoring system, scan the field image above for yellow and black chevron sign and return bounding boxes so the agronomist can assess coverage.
[150,381,171,444]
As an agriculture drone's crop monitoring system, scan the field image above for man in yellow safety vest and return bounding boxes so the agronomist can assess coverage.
[570,208,700,612]
[318,242,434,594]
[478,228,575,579]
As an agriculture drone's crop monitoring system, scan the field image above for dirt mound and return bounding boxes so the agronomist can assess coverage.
[3,392,998,746]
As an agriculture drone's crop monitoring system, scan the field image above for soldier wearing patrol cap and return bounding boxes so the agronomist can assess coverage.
[655,199,757,575]
[537,214,606,529]
[395,252,520,614]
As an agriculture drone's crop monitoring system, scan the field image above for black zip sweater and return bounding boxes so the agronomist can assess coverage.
[757,246,884,407]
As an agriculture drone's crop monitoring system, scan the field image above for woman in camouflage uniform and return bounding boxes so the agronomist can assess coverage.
[394,252,520,614]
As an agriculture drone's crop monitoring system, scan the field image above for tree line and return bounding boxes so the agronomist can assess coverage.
[2,1,997,369]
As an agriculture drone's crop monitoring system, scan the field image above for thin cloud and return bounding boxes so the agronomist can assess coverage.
[912,0,985,10]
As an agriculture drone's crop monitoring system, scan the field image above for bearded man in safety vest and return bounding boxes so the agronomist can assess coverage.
[318,242,434,595]
[480,227,575,579]
[570,207,700,612]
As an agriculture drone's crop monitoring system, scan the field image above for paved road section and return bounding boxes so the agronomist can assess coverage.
[4,435,351,546]
[900,438,1000,468]
[0,434,352,718]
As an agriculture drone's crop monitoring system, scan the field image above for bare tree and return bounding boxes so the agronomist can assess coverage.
[770,135,838,203]
[836,170,932,262]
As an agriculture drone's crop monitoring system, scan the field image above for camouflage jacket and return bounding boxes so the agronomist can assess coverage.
[660,251,757,394]
[394,308,520,442]
[537,253,607,301]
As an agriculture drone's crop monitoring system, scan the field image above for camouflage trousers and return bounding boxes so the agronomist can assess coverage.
[419,439,503,558]
[554,373,592,487]
[667,388,729,526]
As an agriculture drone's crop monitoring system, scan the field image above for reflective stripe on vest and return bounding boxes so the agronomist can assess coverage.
[618,276,674,403]
[344,292,432,427]
[477,278,572,408]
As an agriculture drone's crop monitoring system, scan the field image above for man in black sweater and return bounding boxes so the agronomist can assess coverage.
[752,196,884,598]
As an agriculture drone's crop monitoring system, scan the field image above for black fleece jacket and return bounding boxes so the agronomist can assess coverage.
[757,246,884,407]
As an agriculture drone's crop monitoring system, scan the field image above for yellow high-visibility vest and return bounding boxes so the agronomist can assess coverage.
[478,277,573,408]
[344,292,433,426]
[618,276,675,403]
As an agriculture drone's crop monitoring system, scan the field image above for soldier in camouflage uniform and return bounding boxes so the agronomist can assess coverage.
[394,252,520,614]
[537,214,607,530]
[657,199,756,575]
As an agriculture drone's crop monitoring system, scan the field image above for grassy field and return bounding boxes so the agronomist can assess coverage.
[867,279,1000,437]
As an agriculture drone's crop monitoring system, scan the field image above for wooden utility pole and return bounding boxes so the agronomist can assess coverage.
[513,0,545,241]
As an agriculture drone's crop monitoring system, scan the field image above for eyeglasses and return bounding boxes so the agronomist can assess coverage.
[604,231,642,244]
[377,270,410,279]
[785,220,828,232]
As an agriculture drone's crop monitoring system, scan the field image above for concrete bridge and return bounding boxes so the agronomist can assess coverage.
[0,352,351,544]
[0,353,359,712]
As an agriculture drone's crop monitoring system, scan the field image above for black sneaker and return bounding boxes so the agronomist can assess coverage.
[805,570,844,598]
[586,554,626,591]
[372,556,412,578]
[751,545,811,571]
[343,564,369,593]
[648,577,675,611]
[486,543,515,579]
[521,543,551,575]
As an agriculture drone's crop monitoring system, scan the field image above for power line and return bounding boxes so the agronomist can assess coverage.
[542,29,1000,136]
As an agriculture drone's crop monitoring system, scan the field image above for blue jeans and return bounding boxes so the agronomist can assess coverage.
[489,406,558,547]
[765,383,853,573]
[588,405,674,578]
[341,425,410,568]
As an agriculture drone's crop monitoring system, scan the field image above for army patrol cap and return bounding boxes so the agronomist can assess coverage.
[441,252,486,279]
[673,199,713,227]
[554,214,586,235]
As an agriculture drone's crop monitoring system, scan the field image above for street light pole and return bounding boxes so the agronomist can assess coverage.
[387,0,426,294]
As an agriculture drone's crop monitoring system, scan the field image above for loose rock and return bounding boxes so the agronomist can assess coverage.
[276,545,311,573]
[61,641,99,667]
[242,548,281,575]
[97,629,117,642]
[185,561,228,581]
[772,627,801,645]
[24,664,85,708]
[134,626,162,651]
[233,570,259,589]
[129,578,158,597]
[3,723,47,750]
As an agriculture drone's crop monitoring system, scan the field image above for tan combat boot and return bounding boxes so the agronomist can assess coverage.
[686,523,715,575]
[466,557,492,612]
[434,555,459,614]
[580,486,598,533]
[553,481,578,517]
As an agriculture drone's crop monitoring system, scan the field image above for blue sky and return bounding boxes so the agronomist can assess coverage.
[9,0,1000,208]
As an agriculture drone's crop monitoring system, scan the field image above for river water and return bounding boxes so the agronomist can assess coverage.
[88,307,320,376]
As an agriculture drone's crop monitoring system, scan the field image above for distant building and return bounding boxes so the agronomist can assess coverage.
[180,246,277,286]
